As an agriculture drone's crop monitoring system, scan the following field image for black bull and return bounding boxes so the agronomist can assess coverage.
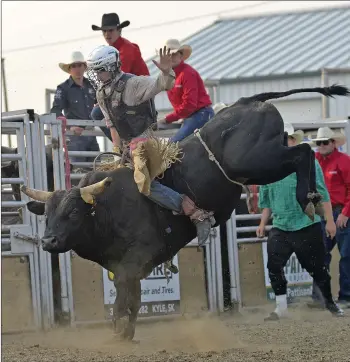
[21,85,349,340]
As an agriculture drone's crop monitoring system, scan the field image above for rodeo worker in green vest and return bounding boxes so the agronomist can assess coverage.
[256,123,344,320]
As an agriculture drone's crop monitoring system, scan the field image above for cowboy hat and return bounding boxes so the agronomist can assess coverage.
[284,122,304,144]
[92,13,130,31]
[59,51,87,74]
[156,39,192,61]
[308,126,346,147]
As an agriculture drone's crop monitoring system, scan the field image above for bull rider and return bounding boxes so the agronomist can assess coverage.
[86,44,215,246]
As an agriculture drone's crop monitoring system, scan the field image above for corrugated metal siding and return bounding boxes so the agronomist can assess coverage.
[271,99,322,123]
[216,76,322,103]
[154,73,349,119]
[147,6,350,80]
[328,72,350,118]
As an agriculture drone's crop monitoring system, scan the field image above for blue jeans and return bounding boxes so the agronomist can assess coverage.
[170,106,214,143]
[91,105,112,142]
[147,180,183,214]
[312,207,350,302]
[67,135,100,163]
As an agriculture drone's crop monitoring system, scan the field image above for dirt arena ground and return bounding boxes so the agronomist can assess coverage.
[2,305,350,362]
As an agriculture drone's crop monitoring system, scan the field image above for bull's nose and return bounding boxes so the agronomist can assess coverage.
[42,236,57,250]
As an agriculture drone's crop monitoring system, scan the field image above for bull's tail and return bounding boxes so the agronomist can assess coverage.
[244,84,350,103]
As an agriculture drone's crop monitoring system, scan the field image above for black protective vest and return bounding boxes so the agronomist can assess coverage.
[104,73,157,142]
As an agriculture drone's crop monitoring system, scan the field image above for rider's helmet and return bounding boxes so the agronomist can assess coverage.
[86,45,121,89]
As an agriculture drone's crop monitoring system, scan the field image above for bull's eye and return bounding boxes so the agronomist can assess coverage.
[69,208,79,219]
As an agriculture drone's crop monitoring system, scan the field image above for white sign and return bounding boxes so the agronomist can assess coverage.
[262,242,313,301]
[103,254,181,318]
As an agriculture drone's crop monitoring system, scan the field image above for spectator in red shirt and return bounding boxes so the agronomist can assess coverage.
[310,126,350,308]
[90,13,150,141]
[158,39,214,143]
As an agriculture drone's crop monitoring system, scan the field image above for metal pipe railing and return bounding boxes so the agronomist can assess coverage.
[1,178,25,184]
[2,201,27,207]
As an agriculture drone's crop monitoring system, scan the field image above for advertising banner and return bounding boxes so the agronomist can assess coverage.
[103,255,181,318]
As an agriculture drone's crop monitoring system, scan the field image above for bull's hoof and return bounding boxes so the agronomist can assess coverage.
[113,316,130,339]
[307,192,322,205]
[304,202,315,221]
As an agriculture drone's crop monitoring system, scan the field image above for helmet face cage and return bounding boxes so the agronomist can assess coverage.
[87,62,119,90]
[86,46,121,90]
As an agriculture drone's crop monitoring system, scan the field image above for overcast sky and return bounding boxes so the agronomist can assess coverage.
[1,1,348,114]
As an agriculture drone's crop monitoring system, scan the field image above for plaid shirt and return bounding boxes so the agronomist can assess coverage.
[258,160,330,231]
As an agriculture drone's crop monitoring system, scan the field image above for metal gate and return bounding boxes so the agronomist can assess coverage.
[227,119,350,308]
[1,110,54,331]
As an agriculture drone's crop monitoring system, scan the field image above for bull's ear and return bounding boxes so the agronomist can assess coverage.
[27,201,45,215]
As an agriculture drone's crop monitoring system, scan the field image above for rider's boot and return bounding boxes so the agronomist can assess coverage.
[181,195,215,246]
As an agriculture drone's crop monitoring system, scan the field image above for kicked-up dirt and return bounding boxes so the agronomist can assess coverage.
[2,305,350,362]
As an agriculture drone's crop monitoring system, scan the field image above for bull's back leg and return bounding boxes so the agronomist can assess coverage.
[286,143,322,219]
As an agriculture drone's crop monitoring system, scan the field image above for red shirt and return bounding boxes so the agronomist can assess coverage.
[112,36,149,76]
[165,61,212,123]
[316,149,350,217]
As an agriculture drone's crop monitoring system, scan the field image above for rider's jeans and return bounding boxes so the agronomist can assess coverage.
[147,180,183,214]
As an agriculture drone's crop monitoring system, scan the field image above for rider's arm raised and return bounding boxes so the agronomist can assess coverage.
[123,69,175,106]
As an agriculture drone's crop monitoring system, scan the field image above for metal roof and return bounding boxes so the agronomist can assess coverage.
[146,6,350,81]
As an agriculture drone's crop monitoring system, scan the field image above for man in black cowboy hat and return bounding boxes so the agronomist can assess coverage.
[91,13,150,144]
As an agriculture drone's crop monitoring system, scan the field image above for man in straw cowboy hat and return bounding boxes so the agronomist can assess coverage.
[90,13,149,142]
[51,51,100,164]
[256,122,343,320]
[86,44,215,247]
[308,126,350,309]
[157,39,214,143]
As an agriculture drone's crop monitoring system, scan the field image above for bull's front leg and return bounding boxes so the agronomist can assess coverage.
[125,279,141,341]
[112,277,130,340]
[112,265,141,341]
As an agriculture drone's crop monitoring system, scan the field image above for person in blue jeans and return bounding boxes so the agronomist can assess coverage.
[156,39,214,142]
[309,126,350,309]
[168,106,214,143]
[311,207,350,309]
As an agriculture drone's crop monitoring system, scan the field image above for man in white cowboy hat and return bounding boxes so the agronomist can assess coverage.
[308,126,350,309]
[157,39,214,143]
[256,122,343,320]
[51,51,100,164]
[90,13,150,142]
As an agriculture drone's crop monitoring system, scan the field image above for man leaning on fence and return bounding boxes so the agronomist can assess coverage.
[256,123,344,321]
[309,127,350,309]
[157,39,214,143]
[51,51,100,166]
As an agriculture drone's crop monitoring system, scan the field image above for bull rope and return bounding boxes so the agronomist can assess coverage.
[194,129,245,188]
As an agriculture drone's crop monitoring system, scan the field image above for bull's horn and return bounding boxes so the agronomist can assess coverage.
[20,185,53,202]
[80,177,112,204]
